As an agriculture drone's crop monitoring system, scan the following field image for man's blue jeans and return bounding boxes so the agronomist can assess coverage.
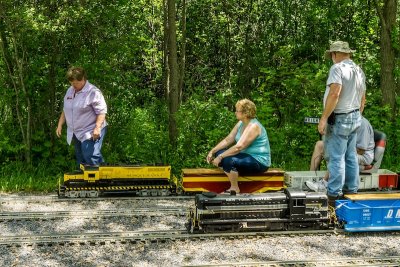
[73,126,107,167]
[324,112,361,197]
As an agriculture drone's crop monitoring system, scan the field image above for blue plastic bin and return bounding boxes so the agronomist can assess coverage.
[335,199,400,232]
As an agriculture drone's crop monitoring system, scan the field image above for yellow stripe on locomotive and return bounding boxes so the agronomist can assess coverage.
[63,171,84,182]
[64,165,171,183]
[99,165,171,180]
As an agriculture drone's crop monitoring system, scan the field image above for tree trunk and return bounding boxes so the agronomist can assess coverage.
[166,0,179,147]
[374,0,398,116]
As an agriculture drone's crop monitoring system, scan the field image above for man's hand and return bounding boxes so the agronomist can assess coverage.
[318,118,327,135]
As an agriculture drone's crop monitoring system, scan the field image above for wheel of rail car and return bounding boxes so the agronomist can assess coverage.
[186,219,195,233]
[206,224,238,233]
[202,226,211,233]
[138,189,149,197]
[175,187,183,195]
[337,220,346,229]
[149,189,158,196]
[159,189,170,196]
[283,223,289,231]
[65,190,79,198]
[232,224,240,232]
[86,190,99,198]
[79,191,87,198]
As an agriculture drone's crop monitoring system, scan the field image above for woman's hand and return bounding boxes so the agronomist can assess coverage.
[212,156,222,167]
[206,151,214,164]
[56,125,62,138]
[92,127,101,140]
[56,112,65,138]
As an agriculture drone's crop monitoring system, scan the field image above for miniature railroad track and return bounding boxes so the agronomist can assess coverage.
[0,194,194,204]
[0,207,188,221]
[0,229,340,246]
[185,256,400,267]
[2,190,398,204]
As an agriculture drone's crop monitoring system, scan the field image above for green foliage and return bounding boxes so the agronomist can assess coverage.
[106,102,169,165]
[174,93,236,169]
[0,0,399,191]
[254,48,329,170]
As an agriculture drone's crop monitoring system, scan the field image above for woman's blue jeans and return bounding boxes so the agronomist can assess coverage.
[73,126,107,167]
[324,112,361,197]
[215,149,268,174]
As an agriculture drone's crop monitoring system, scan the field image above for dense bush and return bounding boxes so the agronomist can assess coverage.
[0,1,399,191]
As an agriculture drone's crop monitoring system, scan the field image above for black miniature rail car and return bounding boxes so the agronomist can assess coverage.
[188,189,331,233]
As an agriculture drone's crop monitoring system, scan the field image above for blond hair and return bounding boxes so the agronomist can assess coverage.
[236,99,256,119]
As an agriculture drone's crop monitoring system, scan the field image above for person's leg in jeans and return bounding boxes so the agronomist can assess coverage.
[325,113,360,197]
[215,150,238,192]
[343,126,360,193]
[216,150,267,193]
[73,134,84,168]
[325,130,347,197]
[81,127,107,166]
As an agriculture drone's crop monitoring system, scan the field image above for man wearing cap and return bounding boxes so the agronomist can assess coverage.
[318,41,366,204]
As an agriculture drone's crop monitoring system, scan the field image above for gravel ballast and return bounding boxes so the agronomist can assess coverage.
[1,193,400,266]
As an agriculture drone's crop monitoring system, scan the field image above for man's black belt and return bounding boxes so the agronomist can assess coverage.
[334,109,359,115]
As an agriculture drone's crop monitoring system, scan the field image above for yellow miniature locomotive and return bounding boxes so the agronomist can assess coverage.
[59,164,175,198]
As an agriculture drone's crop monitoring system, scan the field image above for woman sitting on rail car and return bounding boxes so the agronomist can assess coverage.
[206,99,271,195]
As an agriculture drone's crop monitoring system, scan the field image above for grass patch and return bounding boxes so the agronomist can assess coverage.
[0,156,397,194]
[0,161,63,193]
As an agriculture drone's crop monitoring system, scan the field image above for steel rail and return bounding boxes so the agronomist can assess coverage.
[0,229,341,246]
[183,256,400,267]
[0,207,189,221]
[2,189,398,203]
[2,189,397,204]
[0,194,194,204]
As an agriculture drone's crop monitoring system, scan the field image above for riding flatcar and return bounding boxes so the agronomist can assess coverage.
[180,168,285,194]
[286,169,399,191]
